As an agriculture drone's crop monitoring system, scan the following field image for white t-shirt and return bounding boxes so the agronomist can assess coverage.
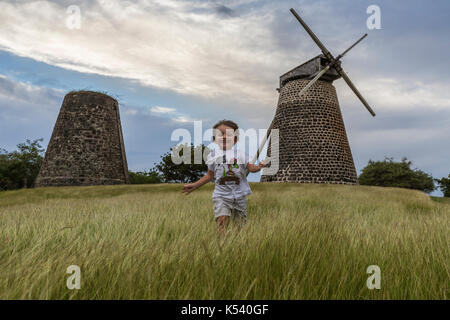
[206,146,252,200]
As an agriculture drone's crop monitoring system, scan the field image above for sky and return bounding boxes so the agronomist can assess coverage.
[0,0,449,195]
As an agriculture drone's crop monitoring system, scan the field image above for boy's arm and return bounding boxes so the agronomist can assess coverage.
[246,160,268,173]
[181,170,214,195]
[194,170,214,188]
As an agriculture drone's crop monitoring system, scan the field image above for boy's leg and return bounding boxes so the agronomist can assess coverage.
[232,209,247,226]
[231,197,248,228]
[213,198,232,236]
[216,215,230,236]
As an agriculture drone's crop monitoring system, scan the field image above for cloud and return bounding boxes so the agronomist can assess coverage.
[124,108,138,115]
[0,74,65,108]
[150,106,176,114]
[125,104,197,123]
[215,4,237,18]
[171,116,193,123]
[335,76,450,114]
[1,0,447,118]
[0,1,356,109]
[0,75,64,151]
[148,105,198,122]
[0,0,285,107]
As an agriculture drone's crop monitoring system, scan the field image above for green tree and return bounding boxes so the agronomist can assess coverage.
[435,175,450,197]
[359,157,435,193]
[154,143,211,183]
[0,148,14,190]
[128,169,162,184]
[0,139,45,190]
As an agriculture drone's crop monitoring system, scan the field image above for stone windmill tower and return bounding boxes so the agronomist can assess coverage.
[36,90,129,187]
[254,8,376,184]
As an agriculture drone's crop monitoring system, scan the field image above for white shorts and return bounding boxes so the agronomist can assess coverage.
[212,196,247,224]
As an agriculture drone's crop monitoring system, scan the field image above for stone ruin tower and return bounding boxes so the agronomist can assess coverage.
[36,90,129,187]
[261,55,358,184]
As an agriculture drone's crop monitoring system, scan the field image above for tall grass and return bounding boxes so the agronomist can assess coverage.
[0,183,448,299]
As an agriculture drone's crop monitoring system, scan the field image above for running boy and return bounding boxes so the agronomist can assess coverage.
[181,120,266,235]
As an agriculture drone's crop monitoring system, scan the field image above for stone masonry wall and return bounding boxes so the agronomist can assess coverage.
[35,91,129,187]
[261,79,358,184]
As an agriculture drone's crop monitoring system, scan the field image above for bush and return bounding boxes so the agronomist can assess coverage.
[435,175,450,197]
[359,157,435,193]
[128,169,162,184]
[0,139,44,190]
[154,143,211,183]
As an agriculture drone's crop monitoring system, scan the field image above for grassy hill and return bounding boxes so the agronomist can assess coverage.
[0,183,448,299]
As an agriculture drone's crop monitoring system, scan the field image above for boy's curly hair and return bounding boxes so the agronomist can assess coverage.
[212,119,239,142]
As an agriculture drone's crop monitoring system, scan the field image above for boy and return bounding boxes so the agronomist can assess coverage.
[181,119,266,236]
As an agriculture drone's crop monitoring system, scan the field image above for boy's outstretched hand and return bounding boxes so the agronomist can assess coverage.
[259,160,269,168]
[247,160,269,172]
[182,183,197,195]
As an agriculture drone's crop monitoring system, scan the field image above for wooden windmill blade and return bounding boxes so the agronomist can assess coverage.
[290,8,376,117]
[336,69,376,116]
[289,8,334,61]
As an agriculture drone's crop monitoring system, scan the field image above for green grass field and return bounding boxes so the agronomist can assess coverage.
[0,183,448,299]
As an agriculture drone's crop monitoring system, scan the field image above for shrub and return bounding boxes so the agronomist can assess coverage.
[359,157,435,193]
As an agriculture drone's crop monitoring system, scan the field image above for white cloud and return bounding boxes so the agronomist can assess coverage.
[337,77,450,113]
[171,116,193,123]
[0,0,288,107]
[124,108,138,115]
[150,106,176,114]
[0,0,448,119]
[0,75,64,150]
[0,73,65,110]
[149,105,196,122]
[122,102,196,124]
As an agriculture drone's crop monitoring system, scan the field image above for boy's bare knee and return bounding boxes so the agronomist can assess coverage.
[217,215,230,225]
